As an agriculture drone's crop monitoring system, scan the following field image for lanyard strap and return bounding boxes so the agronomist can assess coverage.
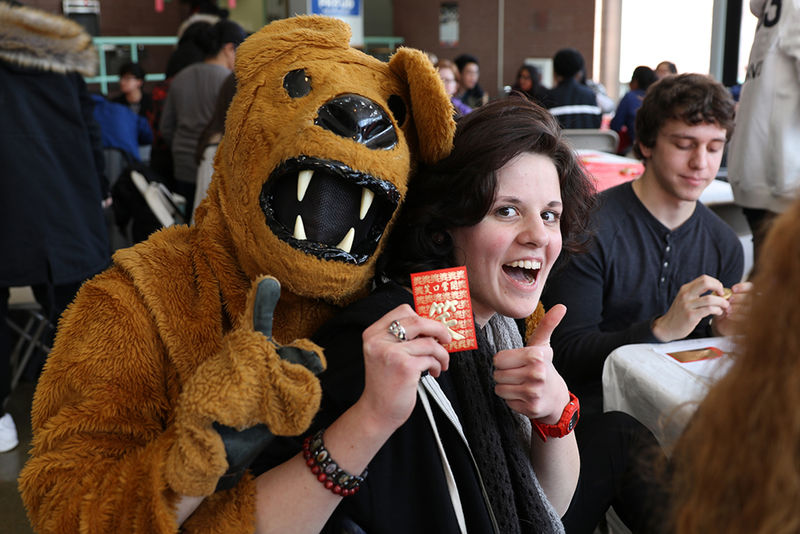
[417,382,467,534]
[419,375,500,534]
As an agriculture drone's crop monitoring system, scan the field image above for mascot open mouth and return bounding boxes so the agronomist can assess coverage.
[260,156,400,264]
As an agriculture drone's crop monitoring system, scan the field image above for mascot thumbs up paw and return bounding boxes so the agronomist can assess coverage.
[166,276,325,496]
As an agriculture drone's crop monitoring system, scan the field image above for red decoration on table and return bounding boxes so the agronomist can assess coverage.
[578,150,644,192]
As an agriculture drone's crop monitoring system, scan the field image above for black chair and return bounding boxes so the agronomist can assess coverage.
[6,287,52,391]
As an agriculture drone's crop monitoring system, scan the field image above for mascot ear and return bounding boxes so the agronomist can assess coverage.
[389,48,456,165]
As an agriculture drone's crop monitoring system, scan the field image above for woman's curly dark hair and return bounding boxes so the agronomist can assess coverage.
[380,96,596,285]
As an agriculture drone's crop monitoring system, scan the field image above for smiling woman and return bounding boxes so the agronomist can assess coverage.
[258,96,667,534]
[449,152,564,325]
[245,97,599,533]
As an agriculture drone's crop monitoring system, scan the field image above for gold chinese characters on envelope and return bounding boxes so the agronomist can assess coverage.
[410,266,478,352]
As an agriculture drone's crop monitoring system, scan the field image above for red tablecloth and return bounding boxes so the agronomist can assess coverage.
[577,149,643,192]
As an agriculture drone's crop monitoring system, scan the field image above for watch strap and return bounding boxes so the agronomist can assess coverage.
[531,392,580,442]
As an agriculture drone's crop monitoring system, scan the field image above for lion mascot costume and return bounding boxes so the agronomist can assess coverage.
[19,14,455,533]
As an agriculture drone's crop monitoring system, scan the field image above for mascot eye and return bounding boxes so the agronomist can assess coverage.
[283,69,312,98]
[387,95,406,127]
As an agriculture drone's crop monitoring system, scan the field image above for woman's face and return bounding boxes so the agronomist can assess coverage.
[438,66,459,97]
[460,62,480,90]
[450,152,563,326]
[517,69,533,92]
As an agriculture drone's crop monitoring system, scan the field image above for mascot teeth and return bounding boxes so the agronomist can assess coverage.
[359,188,374,220]
[261,156,400,264]
[293,215,307,240]
[297,170,313,201]
[336,227,355,253]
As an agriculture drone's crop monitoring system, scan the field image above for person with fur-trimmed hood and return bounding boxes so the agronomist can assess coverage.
[0,2,110,454]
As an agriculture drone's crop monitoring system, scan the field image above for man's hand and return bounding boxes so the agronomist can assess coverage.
[710,281,753,336]
[651,275,731,342]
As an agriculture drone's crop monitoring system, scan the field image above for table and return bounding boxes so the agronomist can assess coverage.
[699,177,735,205]
[602,336,735,450]
[577,149,643,192]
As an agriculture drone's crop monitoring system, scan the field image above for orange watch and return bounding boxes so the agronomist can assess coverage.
[531,392,580,442]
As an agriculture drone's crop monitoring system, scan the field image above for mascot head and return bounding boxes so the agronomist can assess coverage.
[199,15,455,306]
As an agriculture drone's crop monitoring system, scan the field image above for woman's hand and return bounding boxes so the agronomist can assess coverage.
[358,304,452,433]
[493,304,570,423]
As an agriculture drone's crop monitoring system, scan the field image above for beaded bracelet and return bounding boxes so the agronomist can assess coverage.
[302,429,368,496]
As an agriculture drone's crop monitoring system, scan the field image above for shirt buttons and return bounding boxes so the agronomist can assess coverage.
[665,245,671,252]
[663,261,669,268]
[660,276,665,283]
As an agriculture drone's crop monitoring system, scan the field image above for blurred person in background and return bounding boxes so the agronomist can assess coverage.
[544,48,602,129]
[727,0,800,272]
[112,61,155,130]
[655,60,677,79]
[454,53,490,108]
[511,64,548,105]
[93,93,154,162]
[191,72,236,223]
[436,59,472,117]
[0,1,110,452]
[669,196,800,534]
[159,18,245,218]
[611,66,657,155]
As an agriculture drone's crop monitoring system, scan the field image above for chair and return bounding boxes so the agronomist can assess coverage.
[6,287,52,391]
[103,147,133,188]
[104,147,136,251]
[562,129,620,153]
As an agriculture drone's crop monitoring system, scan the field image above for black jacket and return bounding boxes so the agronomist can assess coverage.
[0,4,109,286]
[544,79,603,129]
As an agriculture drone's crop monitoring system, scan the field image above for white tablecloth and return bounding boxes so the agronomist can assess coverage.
[602,337,735,450]
[699,178,735,206]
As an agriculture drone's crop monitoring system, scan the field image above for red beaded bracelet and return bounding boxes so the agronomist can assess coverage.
[302,429,367,497]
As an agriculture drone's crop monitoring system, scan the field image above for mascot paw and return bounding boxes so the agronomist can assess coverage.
[165,413,229,496]
[252,276,325,375]
[212,422,274,492]
[165,276,326,495]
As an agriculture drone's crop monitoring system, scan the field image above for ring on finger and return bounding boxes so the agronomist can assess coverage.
[388,320,407,342]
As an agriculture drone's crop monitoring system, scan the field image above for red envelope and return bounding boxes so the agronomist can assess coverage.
[410,266,478,352]
[667,346,724,363]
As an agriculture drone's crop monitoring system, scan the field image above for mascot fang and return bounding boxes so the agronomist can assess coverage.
[19,14,455,534]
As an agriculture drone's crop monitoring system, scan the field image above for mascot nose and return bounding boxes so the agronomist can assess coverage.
[315,94,398,150]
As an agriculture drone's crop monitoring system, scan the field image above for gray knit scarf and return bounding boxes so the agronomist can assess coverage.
[448,314,565,534]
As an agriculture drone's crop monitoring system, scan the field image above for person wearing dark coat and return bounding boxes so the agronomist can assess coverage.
[544,48,603,129]
[0,2,111,452]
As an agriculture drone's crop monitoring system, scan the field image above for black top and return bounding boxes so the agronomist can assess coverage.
[544,79,603,129]
[0,61,110,287]
[542,182,743,415]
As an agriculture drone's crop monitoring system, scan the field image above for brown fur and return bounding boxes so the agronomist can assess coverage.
[19,16,454,533]
[524,301,547,342]
[0,4,97,76]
